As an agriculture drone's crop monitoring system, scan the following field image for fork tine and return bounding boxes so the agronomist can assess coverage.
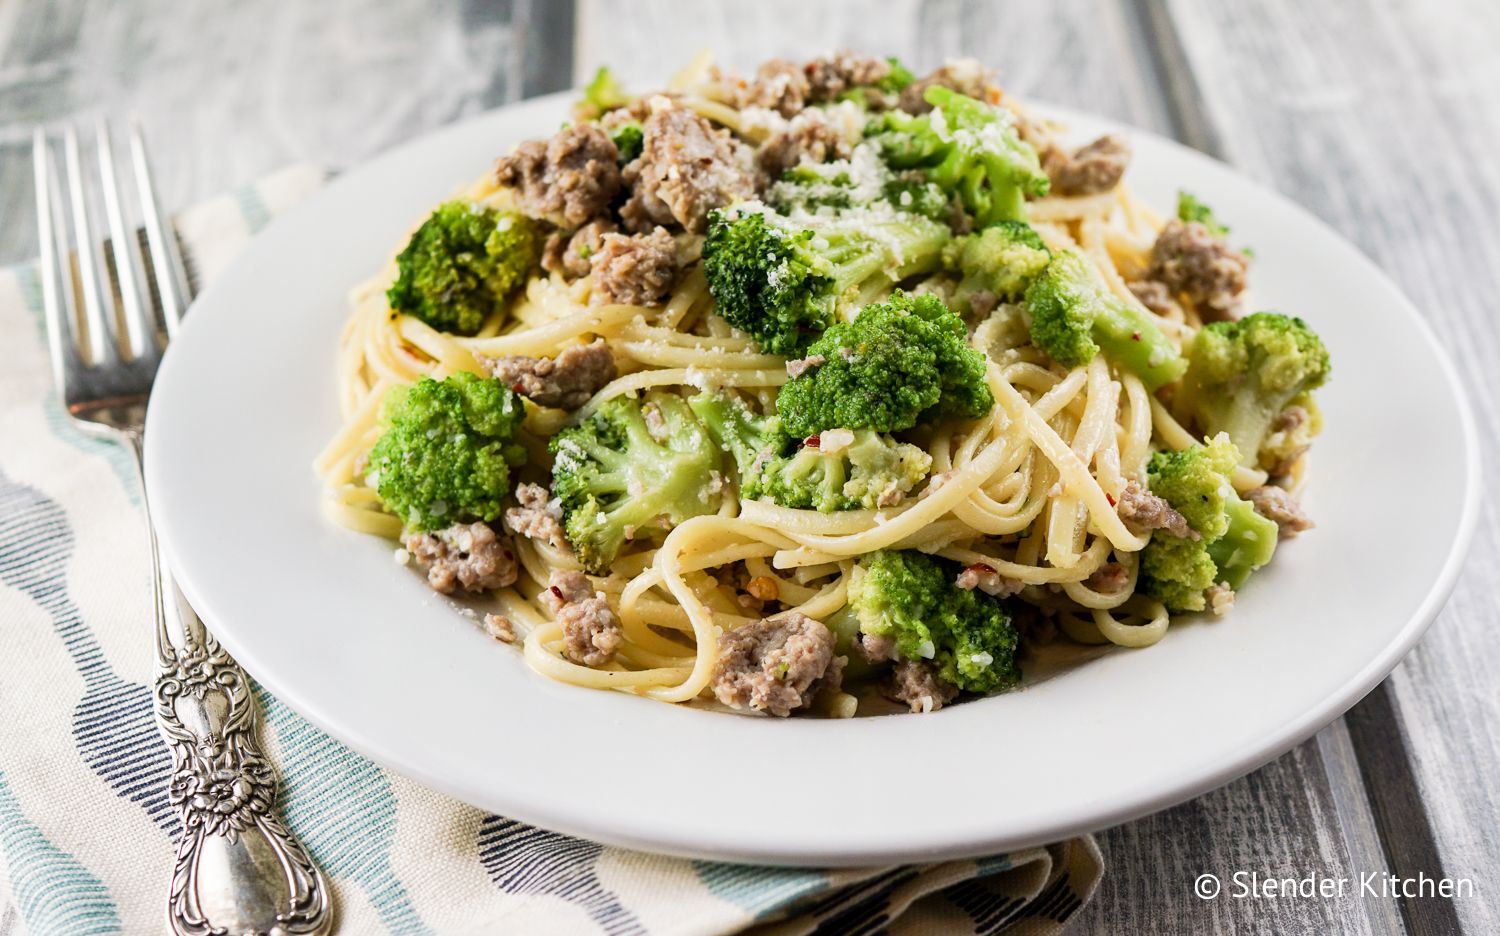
[95,118,156,361]
[62,124,118,366]
[33,129,85,394]
[129,120,191,338]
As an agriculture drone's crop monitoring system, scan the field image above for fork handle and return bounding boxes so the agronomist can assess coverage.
[125,429,333,936]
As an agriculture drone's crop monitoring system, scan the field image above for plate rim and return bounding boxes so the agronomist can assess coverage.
[144,92,1484,865]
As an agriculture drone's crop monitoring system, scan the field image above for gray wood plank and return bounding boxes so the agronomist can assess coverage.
[1159,2,1500,932]
[515,0,575,100]
[0,0,523,267]
[575,4,1394,933]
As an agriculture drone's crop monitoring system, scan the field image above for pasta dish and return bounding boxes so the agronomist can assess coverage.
[314,52,1330,718]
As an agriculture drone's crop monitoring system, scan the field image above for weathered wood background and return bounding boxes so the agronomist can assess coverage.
[2,0,1495,932]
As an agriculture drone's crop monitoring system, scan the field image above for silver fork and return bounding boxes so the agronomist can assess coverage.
[33,121,333,936]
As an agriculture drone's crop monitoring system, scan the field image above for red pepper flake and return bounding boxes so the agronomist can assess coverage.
[511,383,527,394]
[804,434,821,448]
[549,585,564,601]
[1131,332,1142,342]
[965,562,996,576]
[1106,493,1117,506]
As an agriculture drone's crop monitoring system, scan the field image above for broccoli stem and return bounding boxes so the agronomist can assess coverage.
[826,241,891,303]
[989,182,1025,226]
[826,216,948,306]
[1213,394,1283,468]
[1206,494,1279,588]
[1092,298,1189,391]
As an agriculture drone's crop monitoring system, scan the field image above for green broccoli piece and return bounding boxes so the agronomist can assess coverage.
[753,431,933,512]
[882,175,953,221]
[702,202,950,356]
[765,145,951,221]
[685,391,780,475]
[1138,436,1280,611]
[387,201,540,336]
[775,291,993,438]
[365,372,527,532]
[1140,535,1220,613]
[1145,437,1240,538]
[877,57,916,94]
[835,56,916,106]
[1208,495,1281,588]
[864,87,1050,227]
[608,122,643,164]
[944,220,1052,311]
[848,550,1020,693]
[577,66,630,119]
[549,392,723,574]
[833,431,932,508]
[1177,312,1331,469]
[1177,190,1229,237]
[766,156,876,213]
[689,392,932,511]
[1023,249,1187,390]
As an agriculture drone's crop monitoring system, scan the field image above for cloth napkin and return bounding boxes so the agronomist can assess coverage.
[0,164,1103,936]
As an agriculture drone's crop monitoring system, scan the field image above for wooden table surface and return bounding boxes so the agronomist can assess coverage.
[2,1,1495,932]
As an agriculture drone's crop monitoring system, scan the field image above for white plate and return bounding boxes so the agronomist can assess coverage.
[145,92,1480,866]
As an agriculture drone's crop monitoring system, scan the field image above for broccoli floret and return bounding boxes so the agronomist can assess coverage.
[865,87,1050,227]
[575,66,630,120]
[848,550,1020,693]
[944,220,1052,311]
[766,155,876,213]
[775,291,993,438]
[549,392,722,574]
[702,202,950,356]
[689,392,931,511]
[766,145,951,222]
[1177,312,1331,469]
[762,144,948,219]
[835,56,916,107]
[882,175,952,221]
[832,431,932,508]
[1177,190,1229,237]
[365,372,527,532]
[877,57,916,94]
[1138,436,1280,611]
[686,390,780,474]
[387,201,540,336]
[1145,436,1240,538]
[1023,248,1187,390]
[1140,536,1220,613]
[608,122,643,165]
[755,431,934,512]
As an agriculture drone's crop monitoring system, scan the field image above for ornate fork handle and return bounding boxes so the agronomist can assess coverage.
[126,430,333,936]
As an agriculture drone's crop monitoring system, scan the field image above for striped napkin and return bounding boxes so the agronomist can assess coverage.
[0,164,1103,935]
